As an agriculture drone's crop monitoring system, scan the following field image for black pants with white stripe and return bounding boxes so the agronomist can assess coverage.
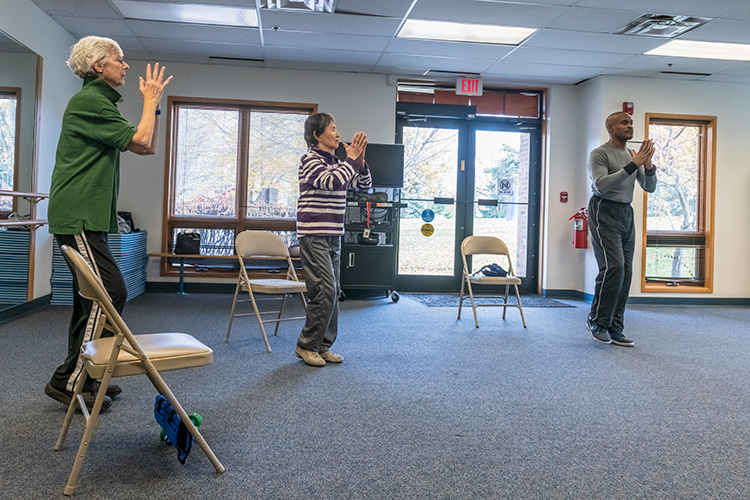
[588,195,635,335]
[49,231,127,393]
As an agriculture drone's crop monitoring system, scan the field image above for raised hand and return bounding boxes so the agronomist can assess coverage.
[139,63,172,104]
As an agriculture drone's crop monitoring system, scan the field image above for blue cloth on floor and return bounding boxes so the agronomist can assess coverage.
[154,394,193,464]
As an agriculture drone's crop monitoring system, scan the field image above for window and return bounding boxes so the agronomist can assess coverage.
[163,97,315,276]
[642,114,716,292]
[0,88,20,214]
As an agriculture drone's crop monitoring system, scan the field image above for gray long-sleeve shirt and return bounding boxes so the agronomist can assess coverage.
[588,142,657,203]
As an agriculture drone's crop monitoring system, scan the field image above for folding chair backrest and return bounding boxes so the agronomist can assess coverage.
[235,230,290,259]
[461,236,515,275]
[61,245,119,319]
[461,235,510,257]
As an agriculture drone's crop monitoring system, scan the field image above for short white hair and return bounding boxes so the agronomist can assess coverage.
[67,36,123,78]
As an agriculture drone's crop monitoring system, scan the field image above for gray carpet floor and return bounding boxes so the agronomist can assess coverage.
[1,292,748,499]
[404,293,574,308]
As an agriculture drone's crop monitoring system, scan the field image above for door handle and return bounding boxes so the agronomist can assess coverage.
[348,252,355,268]
[477,199,498,206]
[433,197,455,205]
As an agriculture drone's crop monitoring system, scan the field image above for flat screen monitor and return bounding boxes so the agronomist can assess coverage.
[335,142,404,188]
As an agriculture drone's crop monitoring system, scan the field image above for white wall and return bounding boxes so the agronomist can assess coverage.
[114,61,397,282]
[0,0,79,299]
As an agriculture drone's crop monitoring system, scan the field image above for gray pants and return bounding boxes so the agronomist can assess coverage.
[297,236,340,353]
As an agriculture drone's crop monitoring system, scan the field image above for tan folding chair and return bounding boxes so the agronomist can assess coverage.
[226,230,307,352]
[54,245,225,496]
[458,235,527,328]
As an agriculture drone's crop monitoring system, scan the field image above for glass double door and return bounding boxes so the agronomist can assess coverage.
[395,110,541,293]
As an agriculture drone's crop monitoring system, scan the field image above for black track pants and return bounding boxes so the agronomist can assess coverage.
[49,231,127,393]
[588,196,634,335]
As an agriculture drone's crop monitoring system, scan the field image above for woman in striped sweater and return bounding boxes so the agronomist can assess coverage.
[294,113,372,367]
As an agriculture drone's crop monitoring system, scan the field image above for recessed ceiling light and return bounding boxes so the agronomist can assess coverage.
[112,0,258,27]
[645,40,750,61]
[398,19,535,46]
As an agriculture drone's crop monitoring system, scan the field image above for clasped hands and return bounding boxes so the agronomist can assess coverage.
[631,139,655,169]
[344,131,367,163]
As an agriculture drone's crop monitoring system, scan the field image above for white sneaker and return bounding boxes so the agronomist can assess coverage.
[295,346,325,367]
[320,350,343,363]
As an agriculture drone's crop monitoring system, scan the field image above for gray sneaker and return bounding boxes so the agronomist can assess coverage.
[45,382,111,412]
[609,332,635,347]
[295,346,326,367]
[320,350,343,363]
[586,315,611,344]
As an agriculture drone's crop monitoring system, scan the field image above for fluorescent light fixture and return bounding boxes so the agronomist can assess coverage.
[112,0,258,27]
[398,19,535,46]
[645,40,750,61]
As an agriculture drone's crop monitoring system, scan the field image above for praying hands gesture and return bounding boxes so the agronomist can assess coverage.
[344,131,368,164]
[630,138,655,169]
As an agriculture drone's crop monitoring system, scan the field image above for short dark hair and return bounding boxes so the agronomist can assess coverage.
[304,113,335,148]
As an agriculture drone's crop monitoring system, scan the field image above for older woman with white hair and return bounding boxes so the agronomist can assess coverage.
[45,36,172,412]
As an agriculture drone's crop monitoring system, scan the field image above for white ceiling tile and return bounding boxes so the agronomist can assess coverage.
[334,0,413,17]
[386,38,515,60]
[52,16,135,38]
[31,0,121,18]
[544,7,642,33]
[574,0,746,17]
[614,54,746,73]
[263,30,390,52]
[409,0,566,28]
[700,73,750,83]
[259,10,401,36]
[376,53,496,74]
[485,61,604,80]
[679,19,750,44]
[503,47,633,67]
[138,38,264,59]
[125,20,262,45]
[265,46,381,65]
[523,29,664,54]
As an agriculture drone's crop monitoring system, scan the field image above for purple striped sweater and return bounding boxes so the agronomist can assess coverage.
[296,147,372,237]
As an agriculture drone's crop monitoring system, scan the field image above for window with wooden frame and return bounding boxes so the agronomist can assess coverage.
[642,114,716,292]
[162,97,316,277]
[0,88,20,217]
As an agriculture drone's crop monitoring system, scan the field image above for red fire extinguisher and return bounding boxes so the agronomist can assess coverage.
[569,208,588,249]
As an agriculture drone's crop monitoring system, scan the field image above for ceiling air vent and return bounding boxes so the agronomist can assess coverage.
[616,14,710,37]
[261,0,336,13]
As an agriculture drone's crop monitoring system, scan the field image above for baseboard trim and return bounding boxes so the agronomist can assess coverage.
[542,289,750,306]
[146,282,236,293]
[0,294,51,325]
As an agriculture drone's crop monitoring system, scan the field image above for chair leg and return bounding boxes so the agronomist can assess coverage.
[513,284,527,328]
[503,285,510,320]
[225,278,242,342]
[458,273,466,319]
[247,289,272,352]
[466,277,479,328]
[54,369,89,452]
[273,294,287,337]
[146,370,225,475]
[61,375,113,496]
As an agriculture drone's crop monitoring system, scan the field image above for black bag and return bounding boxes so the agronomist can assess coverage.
[477,263,507,277]
[175,231,201,254]
[351,191,388,203]
[117,211,137,232]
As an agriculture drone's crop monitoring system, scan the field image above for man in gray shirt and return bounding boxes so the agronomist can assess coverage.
[587,111,657,346]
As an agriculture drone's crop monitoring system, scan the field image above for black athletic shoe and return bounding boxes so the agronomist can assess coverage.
[45,382,111,412]
[94,380,122,398]
[586,315,611,344]
[609,331,635,347]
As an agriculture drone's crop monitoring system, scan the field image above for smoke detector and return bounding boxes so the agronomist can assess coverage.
[617,14,710,37]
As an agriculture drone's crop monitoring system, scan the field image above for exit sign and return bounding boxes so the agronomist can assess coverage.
[456,77,483,96]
